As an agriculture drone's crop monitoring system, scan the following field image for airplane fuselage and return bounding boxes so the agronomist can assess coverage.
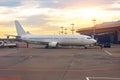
[21,34,96,46]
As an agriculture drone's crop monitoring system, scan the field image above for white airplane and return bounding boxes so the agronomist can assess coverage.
[15,20,97,48]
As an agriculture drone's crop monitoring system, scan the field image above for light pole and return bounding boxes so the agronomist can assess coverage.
[92,19,96,38]
[61,26,64,34]
[64,28,67,34]
[71,23,75,34]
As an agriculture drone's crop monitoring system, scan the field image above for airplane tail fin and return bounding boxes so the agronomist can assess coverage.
[15,20,28,36]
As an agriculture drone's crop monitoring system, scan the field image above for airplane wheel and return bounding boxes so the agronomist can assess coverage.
[45,45,49,48]
[84,47,88,49]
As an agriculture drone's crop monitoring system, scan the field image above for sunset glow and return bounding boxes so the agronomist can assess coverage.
[0,0,120,38]
[80,8,103,19]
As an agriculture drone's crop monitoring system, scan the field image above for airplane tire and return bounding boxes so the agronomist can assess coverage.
[45,45,49,48]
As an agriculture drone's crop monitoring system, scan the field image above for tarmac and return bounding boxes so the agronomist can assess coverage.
[0,44,120,80]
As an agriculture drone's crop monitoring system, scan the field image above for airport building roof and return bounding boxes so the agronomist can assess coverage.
[77,20,120,35]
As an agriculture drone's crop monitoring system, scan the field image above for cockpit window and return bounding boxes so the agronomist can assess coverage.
[87,37,92,39]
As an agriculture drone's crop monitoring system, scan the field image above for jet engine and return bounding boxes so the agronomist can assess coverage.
[0,41,4,46]
[48,42,58,48]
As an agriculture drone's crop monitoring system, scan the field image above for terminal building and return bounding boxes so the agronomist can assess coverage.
[77,20,120,44]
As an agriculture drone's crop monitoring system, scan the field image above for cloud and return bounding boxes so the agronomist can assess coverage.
[4,0,115,9]
[45,0,119,9]
[0,0,119,9]
[22,14,65,31]
[23,15,51,25]
[105,8,120,11]
[0,0,120,36]
[35,0,59,8]
[0,0,21,7]
[102,0,120,11]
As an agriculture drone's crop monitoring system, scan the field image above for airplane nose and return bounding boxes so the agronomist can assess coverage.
[93,39,97,43]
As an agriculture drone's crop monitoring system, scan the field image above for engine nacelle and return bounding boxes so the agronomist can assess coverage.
[0,41,4,46]
[48,42,58,48]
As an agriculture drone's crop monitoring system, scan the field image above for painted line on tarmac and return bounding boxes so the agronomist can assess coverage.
[86,77,89,80]
[103,50,112,56]
[86,77,120,80]
[0,66,120,72]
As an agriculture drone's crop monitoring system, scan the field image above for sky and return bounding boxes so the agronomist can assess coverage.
[0,0,120,38]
